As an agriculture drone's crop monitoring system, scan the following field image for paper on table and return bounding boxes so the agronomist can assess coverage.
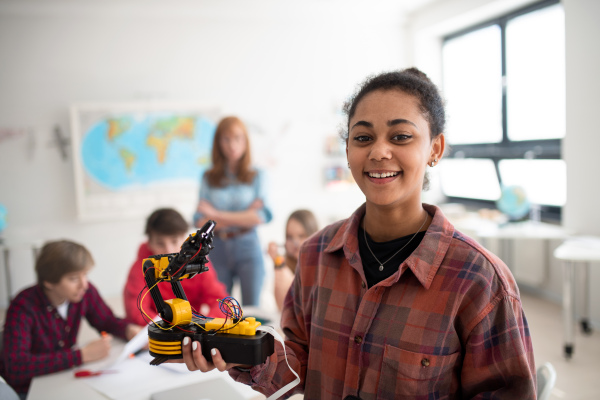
[83,354,259,400]
[105,325,150,368]
[82,355,192,400]
[91,316,160,371]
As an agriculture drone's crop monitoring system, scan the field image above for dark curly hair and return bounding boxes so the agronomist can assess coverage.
[341,67,445,141]
[340,67,446,190]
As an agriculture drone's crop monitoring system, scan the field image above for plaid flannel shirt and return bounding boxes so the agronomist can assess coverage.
[230,203,536,399]
[0,283,129,394]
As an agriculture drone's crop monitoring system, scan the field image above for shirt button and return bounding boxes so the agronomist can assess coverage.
[65,326,71,333]
[421,358,430,367]
[47,306,53,312]
[361,281,366,289]
[58,340,65,347]
[354,335,363,344]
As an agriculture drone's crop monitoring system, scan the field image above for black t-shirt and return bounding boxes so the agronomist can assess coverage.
[358,227,426,288]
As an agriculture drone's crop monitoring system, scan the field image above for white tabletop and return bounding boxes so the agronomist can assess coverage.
[27,340,264,400]
[553,236,600,262]
[448,212,571,240]
[473,220,569,239]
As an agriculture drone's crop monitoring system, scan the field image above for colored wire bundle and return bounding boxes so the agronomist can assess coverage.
[137,270,245,334]
[218,296,243,322]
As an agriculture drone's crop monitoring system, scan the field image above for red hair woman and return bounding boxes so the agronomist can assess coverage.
[193,116,272,306]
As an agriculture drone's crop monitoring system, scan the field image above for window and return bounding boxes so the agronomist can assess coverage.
[440,159,501,201]
[498,159,566,207]
[440,0,565,220]
[443,25,503,145]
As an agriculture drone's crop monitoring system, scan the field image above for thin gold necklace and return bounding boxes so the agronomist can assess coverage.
[363,213,428,272]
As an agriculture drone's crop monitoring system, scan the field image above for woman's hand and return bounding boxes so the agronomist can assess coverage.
[125,324,144,341]
[197,201,219,219]
[267,242,280,263]
[248,199,263,210]
[81,334,112,363]
[173,336,245,373]
[196,199,263,230]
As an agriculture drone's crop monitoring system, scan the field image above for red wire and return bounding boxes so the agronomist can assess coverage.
[171,241,203,278]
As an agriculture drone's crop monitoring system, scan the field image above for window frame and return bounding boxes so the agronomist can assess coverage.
[441,0,563,222]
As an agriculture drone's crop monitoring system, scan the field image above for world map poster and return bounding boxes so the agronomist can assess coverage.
[70,103,218,221]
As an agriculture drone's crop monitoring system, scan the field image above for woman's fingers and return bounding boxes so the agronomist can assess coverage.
[210,348,228,372]
[180,337,233,373]
[192,342,214,372]
[181,336,199,371]
[182,337,214,372]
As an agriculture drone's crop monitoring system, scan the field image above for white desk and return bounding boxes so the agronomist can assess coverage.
[553,236,600,359]
[452,217,570,285]
[27,340,264,400]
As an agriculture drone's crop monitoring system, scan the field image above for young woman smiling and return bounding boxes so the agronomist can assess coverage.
[178,68,536,399]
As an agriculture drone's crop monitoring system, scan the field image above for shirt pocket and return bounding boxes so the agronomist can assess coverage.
[377,345,460,399]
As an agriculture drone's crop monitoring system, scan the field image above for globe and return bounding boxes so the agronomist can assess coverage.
[496,185,531,221]
[0,203,7,238]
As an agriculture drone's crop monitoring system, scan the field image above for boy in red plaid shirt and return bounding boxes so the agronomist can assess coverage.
[0,240,143,397]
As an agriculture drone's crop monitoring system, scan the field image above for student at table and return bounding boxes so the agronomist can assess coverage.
[267,209,318,311]
[177,68,537,399]
[0,240,143,398]
[123,207,229,325]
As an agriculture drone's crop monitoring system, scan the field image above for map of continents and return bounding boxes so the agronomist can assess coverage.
[81,115,215,190]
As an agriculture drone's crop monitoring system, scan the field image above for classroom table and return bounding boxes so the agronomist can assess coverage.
[452,218,570,285]
[26,339,264,400]
[553,236,600,358]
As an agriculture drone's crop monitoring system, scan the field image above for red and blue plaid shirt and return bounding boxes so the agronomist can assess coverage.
[230,203,536,399]
[0,283,130,394]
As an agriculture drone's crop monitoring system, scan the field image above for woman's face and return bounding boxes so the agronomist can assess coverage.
[219,124,247,164]
[285,218,308,261]
[346,89,443,209]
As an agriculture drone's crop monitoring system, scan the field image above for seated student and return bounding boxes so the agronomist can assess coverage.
[0,240,143,397]
[267,209,318,311]
[123,208,229,326]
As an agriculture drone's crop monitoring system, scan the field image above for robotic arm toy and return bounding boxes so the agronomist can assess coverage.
[141,220,274,366]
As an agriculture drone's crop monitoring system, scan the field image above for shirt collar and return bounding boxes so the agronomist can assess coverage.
[35,283,57,312]
[324,203,455,289]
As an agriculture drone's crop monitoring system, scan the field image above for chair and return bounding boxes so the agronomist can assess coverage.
[536,362,557,400]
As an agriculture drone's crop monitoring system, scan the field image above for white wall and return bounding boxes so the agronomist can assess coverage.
[562,0,600,234]
[407,0,600,324]
[0,0,410,307]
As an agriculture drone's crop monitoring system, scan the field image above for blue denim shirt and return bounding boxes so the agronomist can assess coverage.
[193,168,272,230]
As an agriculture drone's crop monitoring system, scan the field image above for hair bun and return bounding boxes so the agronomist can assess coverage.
[404,67,430,81]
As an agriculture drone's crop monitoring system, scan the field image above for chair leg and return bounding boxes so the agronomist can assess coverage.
[563,261,575,358]
[580,263,593,335]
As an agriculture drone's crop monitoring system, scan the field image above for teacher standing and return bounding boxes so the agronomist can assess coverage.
[193,116,272,306]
